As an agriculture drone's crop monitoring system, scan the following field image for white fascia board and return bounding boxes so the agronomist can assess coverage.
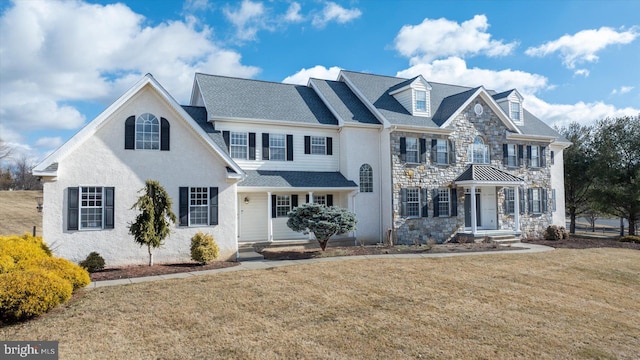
[308,79,345,127]
[211,116,340,130]
[393,125,453,135]
[189,75,201,106]
[388,76,432,96]
[455,180,525,187]
[239,186,358,193]
[339,72,392,129]
[506,133,559,142]
[341,122,382,129]
[440,88,521,133]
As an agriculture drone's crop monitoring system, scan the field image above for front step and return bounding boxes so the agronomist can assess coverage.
[488,234,521,245]
[238,246,264,261]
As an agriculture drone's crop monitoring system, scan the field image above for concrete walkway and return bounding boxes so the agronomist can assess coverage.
[89,243,554,288]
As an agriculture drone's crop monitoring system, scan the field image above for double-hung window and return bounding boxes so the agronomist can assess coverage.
[406,138,419,163]
[511,102,521,121]
[310,136,326,155]
[276,195,291,217]
[415,90,427,112]
[230,132,248,159]
[314,195,326,206]
[406,188,420,217]
[505,188,515,214]
[436,139,448,164]
[437,188,450,217]
[80,187,103,229]
[469,137,489,164]
[189,187,209,226]
[530,146,540,167]
[531,188,542,214]
[506,144,517,167]
[269,134,286,161]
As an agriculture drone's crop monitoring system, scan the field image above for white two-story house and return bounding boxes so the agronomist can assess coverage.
[33,69,568,266]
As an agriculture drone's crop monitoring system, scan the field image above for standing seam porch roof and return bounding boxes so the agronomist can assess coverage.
[454,165,525,183]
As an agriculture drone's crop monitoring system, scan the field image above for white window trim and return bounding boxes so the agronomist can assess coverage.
[230,132,248,159]
[510,101,522,122]
[406,137,419,164]
[269,134,286,161]
[531,188,542,214]
[438,188,450,217]
[530,145,540,168]
[406,188,420,218]
[436,139,448,165]
[414,89,427,112]
[505,188,516,214]
[359,164,373,193]
[276,195,291,217]
[135,113,160,150]
[79,186,104,230]
[310,136,327,155]
[506,144,517,167]
[188,187,209,226]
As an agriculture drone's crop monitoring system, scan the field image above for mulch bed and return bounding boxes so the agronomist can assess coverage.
[523,236,640,250]
[89,261,240,282]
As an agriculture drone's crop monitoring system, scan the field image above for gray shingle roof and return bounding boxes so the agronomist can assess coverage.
[431,87,480,126]
[517,110,569,142]
[310,79,380,125]
[195,73,338,126]
[182,105,229,155]
[240,170,357,188]
[492,90,513,101]
[455,165,524,183]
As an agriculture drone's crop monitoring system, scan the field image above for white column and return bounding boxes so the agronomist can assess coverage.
[308,191,314,204]
[470,185,477,235]
[267,192,273,242]
[514,186,520,234]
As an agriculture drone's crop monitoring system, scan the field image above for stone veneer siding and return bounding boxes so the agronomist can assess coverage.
[391,99,553,244]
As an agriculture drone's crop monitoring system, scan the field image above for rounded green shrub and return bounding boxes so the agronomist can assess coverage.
[79,252,106,273]
[190,232,219,264]
[19,257,90,290]
[0,269,73,323]
[543,225,563,240]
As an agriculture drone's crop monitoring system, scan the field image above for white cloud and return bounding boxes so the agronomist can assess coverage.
[223,0,268,41]
[573,69,590,77]
[284,2,303,23]
[183,0,212,12]
[282,65,342,85]
[525,96,640,128]
[611,86,634,95]
[525,26,639,69]
[311,2,361,28]
[394,15,517,63]
[34,137,63,149]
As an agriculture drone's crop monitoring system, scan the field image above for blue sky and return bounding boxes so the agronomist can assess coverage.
[1,0,638,164]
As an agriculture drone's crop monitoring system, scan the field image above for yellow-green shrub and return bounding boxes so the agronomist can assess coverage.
[0,254,15,274]
[0,269,73,323]
[0,234,50,264]
[190,232,220,264]
[619,235,640,244]
[19,257,90,290]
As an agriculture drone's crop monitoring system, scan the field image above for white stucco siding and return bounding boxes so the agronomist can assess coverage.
[43,86,238,266]
[215,122,340,172]
[550,144,566,226]
[339,127,383,243]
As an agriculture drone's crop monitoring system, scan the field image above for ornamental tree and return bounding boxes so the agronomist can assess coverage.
[129,180,177,265]
[287,203,357,251]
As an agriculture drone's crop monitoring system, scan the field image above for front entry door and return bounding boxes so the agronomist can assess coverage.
[464,193,481,227]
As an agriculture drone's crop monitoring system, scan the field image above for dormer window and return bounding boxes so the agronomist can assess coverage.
[510,102,521,122]
[415,90,427,112]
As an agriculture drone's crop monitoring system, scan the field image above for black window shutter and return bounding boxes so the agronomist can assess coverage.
[326,137,333,155]
[433,189,440,217]
[431,139,437,163]
[271,195,277,218]
[526,145,532,167]
[179,187,189,226]
[503,144,508,165]
[550,150,555,165]
[399,137,407,162]
[305,194,310,203]
[104,187,115,229]
[400,188,407,216]
[326,194,333,207]
[304,136,311,154]
[291,194,298,208]
[287,134,294,160]
[421,188,428,217]
[542,188,548,213]
[124,116,135,150]
[419,138,427,163]
[262,133,270,160]
[67,187,79,230]
[222,131,230,151]
[518,145,524,166]
[209,187,218,225]
[451,188,458,216]
[540,146,546,167]
[448,139,456,165]
[160,118,170,151]
[248,133,256,160]
[519,187,525,215]
[527,188,533,213]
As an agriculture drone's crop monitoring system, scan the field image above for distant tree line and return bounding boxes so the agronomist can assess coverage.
[558,115,640,236]
[0,139,42,191]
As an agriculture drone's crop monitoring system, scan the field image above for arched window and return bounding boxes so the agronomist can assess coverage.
[359,164,373,193]
[468,136,489,164]
[136,113,160,150]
